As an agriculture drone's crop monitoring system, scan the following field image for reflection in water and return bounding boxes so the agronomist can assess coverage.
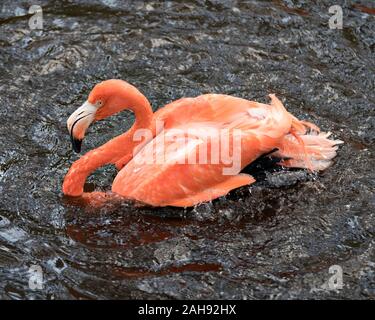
[66,212,177,249]
[112,263,222,279]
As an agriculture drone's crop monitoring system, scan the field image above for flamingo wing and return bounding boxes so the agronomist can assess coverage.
[155,94,291,137]
[111,122,256,207]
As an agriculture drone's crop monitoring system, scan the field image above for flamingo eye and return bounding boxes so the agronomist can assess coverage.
[95,100,104,108]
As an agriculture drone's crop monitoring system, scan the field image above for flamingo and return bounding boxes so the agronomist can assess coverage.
[62,79,342,207]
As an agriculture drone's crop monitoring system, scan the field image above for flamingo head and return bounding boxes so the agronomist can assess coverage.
[66,79,134,153]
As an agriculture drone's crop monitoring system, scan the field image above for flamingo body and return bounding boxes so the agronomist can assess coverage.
[112,94,287,206]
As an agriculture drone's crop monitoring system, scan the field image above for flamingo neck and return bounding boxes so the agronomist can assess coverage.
[63,90,153,197]
[122,86,154,131]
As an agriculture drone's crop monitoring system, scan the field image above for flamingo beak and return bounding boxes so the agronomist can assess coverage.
[71,134,83,154]
[66,101,97,153]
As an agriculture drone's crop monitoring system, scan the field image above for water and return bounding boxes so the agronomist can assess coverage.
[0,0,374,299]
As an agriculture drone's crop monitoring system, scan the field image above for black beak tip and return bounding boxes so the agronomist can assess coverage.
[71,137,82,153]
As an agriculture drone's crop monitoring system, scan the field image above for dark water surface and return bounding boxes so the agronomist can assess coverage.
[0,0,374,299]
